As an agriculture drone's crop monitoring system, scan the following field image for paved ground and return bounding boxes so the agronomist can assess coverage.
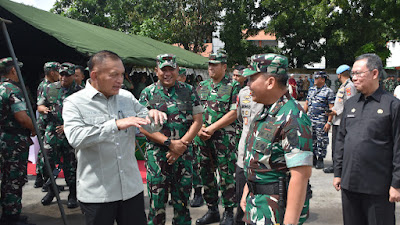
[7,127,400,225]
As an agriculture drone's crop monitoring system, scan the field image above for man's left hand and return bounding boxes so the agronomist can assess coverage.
[323,123,331,132]
[148,109,167,125]
[166,151,180,165]
[389,186,400,202]
[56,125,64,135]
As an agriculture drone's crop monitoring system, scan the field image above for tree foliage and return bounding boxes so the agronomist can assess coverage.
[260,0,400,67]
[52,0,222,53]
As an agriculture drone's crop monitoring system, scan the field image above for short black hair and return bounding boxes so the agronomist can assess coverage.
[75,65,85,73]
[262,72,288,88]
[88,50,121,73]
[234,65,246,71]
[355,53,383,77]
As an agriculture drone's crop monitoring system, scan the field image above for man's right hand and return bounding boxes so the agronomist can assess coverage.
[169,139,188,155]
[333,177,341,191]
[37,105,50,114]
[116,117,150,130]
[198,126,211,141]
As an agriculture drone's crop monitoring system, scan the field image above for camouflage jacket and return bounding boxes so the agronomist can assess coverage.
[140,81,203,141]
[306,84,335,120]
[36,78,51,129]
[38,81,82,133]
[244,93,313,184]
[383,78,396,93]
[0,79,31,141]
[196,74,239,132]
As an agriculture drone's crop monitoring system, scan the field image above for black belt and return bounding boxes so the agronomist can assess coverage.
[248,181,280,195]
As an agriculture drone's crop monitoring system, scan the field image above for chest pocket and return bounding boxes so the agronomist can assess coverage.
[83,115,107,126]
[177,101,191,111]
[47,88,59,104]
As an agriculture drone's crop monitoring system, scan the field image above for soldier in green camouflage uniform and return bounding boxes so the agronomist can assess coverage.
[37,62,82,208]
[139,54,203,225]
[195,51,239,225]
[383,75,396,93]
[0,57,36,225]
[240,54,313,225]
[34,62,60,188]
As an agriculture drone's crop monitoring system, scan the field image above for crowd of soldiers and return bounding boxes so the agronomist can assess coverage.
[0,50,399,225]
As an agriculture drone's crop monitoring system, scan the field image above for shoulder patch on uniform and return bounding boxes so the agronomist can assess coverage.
[346,87,352,96]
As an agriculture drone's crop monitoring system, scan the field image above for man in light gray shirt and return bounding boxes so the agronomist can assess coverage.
[324,64,356,173]
[63,50,167,225]
[235,83,263,225]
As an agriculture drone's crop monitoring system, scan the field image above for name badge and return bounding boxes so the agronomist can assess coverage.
[347,114,355,118]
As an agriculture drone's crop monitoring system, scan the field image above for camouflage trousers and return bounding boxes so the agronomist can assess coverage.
[0,137,30,216]
[146,144,193,225]
[243,193,309,225]
[35,129,45,176]
[192,138,202,189]
[195,130,237,208]
[311,120,329,158]
[40,131,76,186]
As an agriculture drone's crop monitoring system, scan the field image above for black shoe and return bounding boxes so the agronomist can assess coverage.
[315,157,324,169]
[41,183,49,192]
[313,155,317,166]
[191,187,204,207]
[190,193,204,207]
[41,190,55,206]
[220,208,234,225]
[34,175,44,188]
[67,185,78,208]
[323,166,334,173]
[196,206,220,225]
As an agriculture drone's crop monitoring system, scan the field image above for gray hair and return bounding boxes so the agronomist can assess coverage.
[355,53,383,77]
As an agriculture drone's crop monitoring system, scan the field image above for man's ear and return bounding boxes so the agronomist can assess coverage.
[372,69,379,80]
[266,76,276,90]
[223,64,227,71]
[90,70,97,82]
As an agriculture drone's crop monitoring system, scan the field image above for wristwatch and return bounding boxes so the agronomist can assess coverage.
[163,138,171,147]
[327,121,333,125]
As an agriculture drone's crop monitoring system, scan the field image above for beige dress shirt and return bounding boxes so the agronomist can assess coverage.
[63,80,160,203]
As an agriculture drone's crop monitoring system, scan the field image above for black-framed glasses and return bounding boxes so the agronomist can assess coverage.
[350,70,370,77]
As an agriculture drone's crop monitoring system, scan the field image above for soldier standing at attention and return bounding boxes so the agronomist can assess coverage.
[304,71,335,169]
[195,51,239,225]
[234,66,263,225]
[0,57,36,225]
[37,62,82,208]
[323,65,356,173]
[34,62,60,189]
[239,54,313,225]
[139,54,203,225]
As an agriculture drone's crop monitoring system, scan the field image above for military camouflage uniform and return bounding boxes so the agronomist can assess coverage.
[37,80,82,185]
[241,54,313,225]
[0,78,32,217]
[194,74,239,208]
[306,84,335,158]
[243,93,313,225]
[140,79,203,225]
[383,77,396,93]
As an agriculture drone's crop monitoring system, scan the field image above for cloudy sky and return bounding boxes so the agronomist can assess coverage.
[10,0,56,11]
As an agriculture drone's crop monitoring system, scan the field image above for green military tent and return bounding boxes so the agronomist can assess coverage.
[0,0,208,95]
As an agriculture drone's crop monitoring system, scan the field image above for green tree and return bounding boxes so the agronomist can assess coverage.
[52,0,222,53]
[220,0,279,66]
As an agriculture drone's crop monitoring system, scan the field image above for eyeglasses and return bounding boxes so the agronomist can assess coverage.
[351,70,370,77]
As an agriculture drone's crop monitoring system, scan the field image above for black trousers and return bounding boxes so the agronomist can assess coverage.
[331,125,338,163]
[341,188,395,225]
[79,192,147,225]
[235,166,246,225]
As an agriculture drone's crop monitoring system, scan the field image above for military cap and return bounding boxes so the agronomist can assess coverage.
[208,50,227,64]
[314,71,327,79]
[59,62,75,76]
[0,57,23,70]
[44,62,61,72]
[179,68,187,76]
[336,65,350,75]
[156,54,177,69]
[242,53,288,77]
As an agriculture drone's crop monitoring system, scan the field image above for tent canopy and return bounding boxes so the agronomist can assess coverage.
[0,0,208,69]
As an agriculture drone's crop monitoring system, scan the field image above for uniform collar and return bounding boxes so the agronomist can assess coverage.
[259,91,291,118]
[85,79,103,99]
[358,86,383,102]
